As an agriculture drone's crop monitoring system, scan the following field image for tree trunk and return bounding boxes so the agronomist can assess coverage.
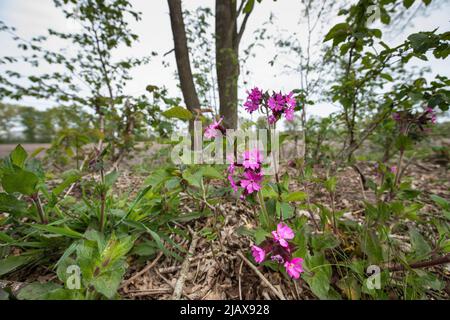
[167,0,201,132]
[215,0,239,129]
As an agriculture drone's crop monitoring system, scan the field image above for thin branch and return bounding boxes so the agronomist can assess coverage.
[172,232,199,299]
[387,254,450,272]
[237,251,286,300]
[236,11,251,46]
[120,251,164,289]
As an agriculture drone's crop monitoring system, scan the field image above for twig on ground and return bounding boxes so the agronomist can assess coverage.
[238,259,244,300]
[386,254,450,272]
[125,288,172,297]
[236,251,286,300]
[172,232,200,300]
[156,270,193,300]
[120,251,163,289]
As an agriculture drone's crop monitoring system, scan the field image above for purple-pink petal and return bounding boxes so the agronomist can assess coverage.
[251,245,266,263]
[284,257,304,279]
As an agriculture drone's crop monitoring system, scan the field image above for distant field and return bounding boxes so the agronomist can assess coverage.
[0,143,50,158]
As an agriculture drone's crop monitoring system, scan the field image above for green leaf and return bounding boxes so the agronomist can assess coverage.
[105,170,119,188]
[371,28,382,38]
[303,254,335,299]
[101,235,135,267]
[31,224,84,239]
[254,228,269,244]
[44,288,85,300]
[312,233,340,251]
[430,195,449,211]
[91,267,125,299]
[0,231,15,243]
[243,0,255,13]
[182,170,203,188]
[200,166,224,180]
[0,193,28,215]
[1,169,39,195]
[403,0,415,8]
[324,176,337,193]
[0,255,33,276]
[17,282,61,300]
[29,147,46,159]
[283,191,307,202]
[162,106,193,121]
[380,10,391,24]
[52,171,81,196]
[10,144,28,168]
[261,184,278,199]
[360,230,384,263]
[408,32,439,54]
[409,228,432,259]
[276,201,294,219]
[380,73,393,81]
[323,23,350,46]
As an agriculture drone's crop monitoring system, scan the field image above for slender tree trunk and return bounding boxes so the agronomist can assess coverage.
[167,0,201,132]
[215,0,240,129]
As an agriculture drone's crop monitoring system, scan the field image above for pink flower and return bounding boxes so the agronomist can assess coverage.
[240,171,263,194]
[244,87,263,113]
[284,258,304,279]
[390,166,397,174]
[284,92,296,109]
[426,107,437,124]
[242,149,262,170]
[204,117,223,139]
[228,175,238,192]
[251,245,266,263]
[272,223,294,248]
[244,100,259,113]
[284,107,295,121]
[268,93,284,112]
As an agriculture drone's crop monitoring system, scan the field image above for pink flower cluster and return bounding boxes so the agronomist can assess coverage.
[244,88,297,124]
[228,149,263,199]
[204,117,226,139]
[392,107,437,131]
[251,223,304,279]
[267,92,296,123]
[425,107,437,124]
[244,87,263,113]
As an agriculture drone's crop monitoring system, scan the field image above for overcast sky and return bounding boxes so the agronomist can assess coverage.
[0,0,449,121]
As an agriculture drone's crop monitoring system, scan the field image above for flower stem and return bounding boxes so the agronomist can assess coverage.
[257,191,271,228]
[31,193,47,224]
